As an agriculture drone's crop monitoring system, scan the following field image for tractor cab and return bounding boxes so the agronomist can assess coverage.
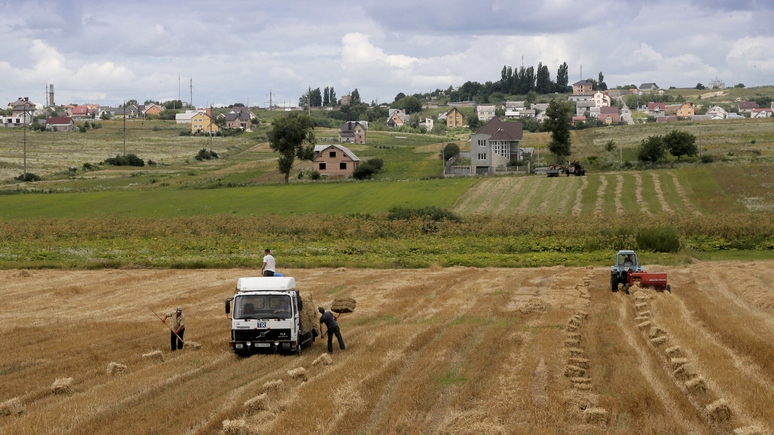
[611,250,644,293]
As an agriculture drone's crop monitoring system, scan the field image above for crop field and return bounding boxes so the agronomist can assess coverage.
[2,264,774,434]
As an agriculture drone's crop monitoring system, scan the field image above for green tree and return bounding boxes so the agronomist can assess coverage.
[663,130,698,160]
[535,62,551,94]
[399,96,423,114]
[598,72,608,91]
[441,143,460,161]
[555,62,570,92]
[734,83,745,88]
[351,88,361,105]
[267,113,316,184]
[323,86,330,107]
[695,83,705,90]
[544,100,572,162]
[638,135,666,162]
[465,112,481,130]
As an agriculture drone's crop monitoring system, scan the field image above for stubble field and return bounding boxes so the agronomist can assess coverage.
[2,264,773,434]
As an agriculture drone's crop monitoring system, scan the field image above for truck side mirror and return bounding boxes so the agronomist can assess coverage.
[225,299,231,315]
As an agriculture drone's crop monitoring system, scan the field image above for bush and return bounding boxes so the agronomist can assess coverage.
[83,162,97,171]
[104,154,145,167]
[387,206,461,222]
[195,149,218,161]
[310,170,321,180]
[636,226,680,253]
[353,158,385,180]
[14,172,41,182]
[638,135,666,162]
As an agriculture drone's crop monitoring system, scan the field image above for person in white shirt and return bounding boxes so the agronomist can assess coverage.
[261,249,276,276]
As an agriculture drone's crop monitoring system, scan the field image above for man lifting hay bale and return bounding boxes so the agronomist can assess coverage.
[319,305,347,354]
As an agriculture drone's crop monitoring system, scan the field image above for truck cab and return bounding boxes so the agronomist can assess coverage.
[225,277,314,356]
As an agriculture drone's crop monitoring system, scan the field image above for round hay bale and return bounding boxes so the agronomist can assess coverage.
[106,362,127,375]
[142,350,164,363]
[51,377,73,394]
[262,379,284,391]
[331,297,356,314]
[243,393,268,412]
[312,353,333,367]
[287,367,307,381]
[0,398,25,416]
[706,398,732,422]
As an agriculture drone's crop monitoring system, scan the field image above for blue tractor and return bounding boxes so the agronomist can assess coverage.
[611,250,643,294]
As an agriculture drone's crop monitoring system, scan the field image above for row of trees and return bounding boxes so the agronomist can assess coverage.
[299,86,346,108]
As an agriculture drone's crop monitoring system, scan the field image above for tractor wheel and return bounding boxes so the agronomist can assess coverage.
[666,284,671,293]
[611,274,618,292]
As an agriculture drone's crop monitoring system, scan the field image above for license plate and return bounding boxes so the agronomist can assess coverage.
[255,343,270,348]
[256,322,266,328]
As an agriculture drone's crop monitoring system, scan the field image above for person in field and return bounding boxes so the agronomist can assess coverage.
[261,249,276,277]
[162,307,186,351]
[318,306,345,354]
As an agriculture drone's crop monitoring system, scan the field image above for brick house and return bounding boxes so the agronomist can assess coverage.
[573,80,593,95]
[313,144,360,177]
[599,106,621,124]
[446,107,464,127]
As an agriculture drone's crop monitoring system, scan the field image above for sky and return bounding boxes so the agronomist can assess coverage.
[1,0,773,109]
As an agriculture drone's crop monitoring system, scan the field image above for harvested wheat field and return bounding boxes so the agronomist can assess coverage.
[2,264,774,434]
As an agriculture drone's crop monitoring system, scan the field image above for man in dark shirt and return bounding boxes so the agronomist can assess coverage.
[318,306,345,354]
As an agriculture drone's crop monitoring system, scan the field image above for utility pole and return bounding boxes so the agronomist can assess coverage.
[209,105,213,153]
[308,86,312,117]
[123,100,127,156]
[269,89,273,111]
[22,99,28,178]
[189,77,193,109]
[178,76,181,107]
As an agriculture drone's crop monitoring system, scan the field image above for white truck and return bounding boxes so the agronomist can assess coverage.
[224,277,316,356]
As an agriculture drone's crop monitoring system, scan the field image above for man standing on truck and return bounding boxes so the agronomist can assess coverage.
[318,306,345,354]
[162,307,186,351]
[261,249,276,277]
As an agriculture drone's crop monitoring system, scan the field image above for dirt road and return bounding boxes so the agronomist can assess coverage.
[1,264,773,434]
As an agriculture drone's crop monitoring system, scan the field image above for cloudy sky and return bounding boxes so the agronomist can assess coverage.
[1,0,772,108]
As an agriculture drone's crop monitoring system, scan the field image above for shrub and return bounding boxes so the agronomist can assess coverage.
[179,130,192,136]
[636,226,680,253]
[14,173,41,182]
[147,159,157,167]
[387,206,461,222]
[309,170,321,180]
[353,163,378,180]
[195,149,218,161]
[104,154,145,167]
[83,162,97,171]
[700,154,715,164]
[638,135,666,162]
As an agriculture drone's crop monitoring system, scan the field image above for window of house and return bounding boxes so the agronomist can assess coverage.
[340,162,347,170]
[329,151,336,158]
[478,153,487,160]
[319,162,327,170]
[478,140,486,147]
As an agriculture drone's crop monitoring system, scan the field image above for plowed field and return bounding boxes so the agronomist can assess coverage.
[2,264,773,434]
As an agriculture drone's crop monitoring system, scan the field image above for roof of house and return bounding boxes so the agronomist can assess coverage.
[313,144,361,162]
[600,106,620,114]
[639,83,659,90]
[339,121,365,133]
[738,101,759,109]
[648,102,666,110]
[473,117,523,141]
[574,80,592,86]
[225,109,250,122]
[46,117,73,125]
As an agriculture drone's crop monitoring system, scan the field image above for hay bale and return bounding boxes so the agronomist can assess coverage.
[564,365,586,378]
[287,367,307,381]
[0,398,25,416]
[574,310,588,319]
[222,419,253,435]
[51,377,73,394]
[565,333,582,341]
[649,327,667,339]
[262,379,284,391]
[331,297,357,313]
[312,353,333,366]
[674,363,698,381]
[584,407,608,425]
[299,293,319,335]
[186,341,202,350]
[520,298,549,314]
[142,350,164,363]
[567,347,585,357]
[670,358,688,370]
[568,357,590,369]
[666,346,683,358]
[564,339,580,347]
[636,321,652,330]
[244,393,268,412]
[638,310,651,318]
[565,323,579,332]
[635,302,648,312]
[651,336,668,346]
[567,316,582,327]
[706,399,732,422]
[106,362,127,375]
[733,425,765,435]
[685,376,707,395]
[634,316,650,323]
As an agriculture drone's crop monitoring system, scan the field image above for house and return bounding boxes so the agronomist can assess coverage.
[72,104,98,119]
[738,101,759,113]
[313,144,360,177]
[572,115,587,126]
[504,110,520,120]
[656,116,677,123]
[592,91,611,107]
[576,100,596,116]
[568,94,593,102]
[573,80,593,95]
[599,106,621,124]
[647,102,666,117]
[176,109,208,124]
[419,118,434,131]
[339,95,352,106]
[8,97,37,117]
[675,103,695,118]
[446,107,464,128]
[142,104,164,117]
[191,112,220,134]
[476,104,496,122]
[387,109,410,127]
[505,101,525,111]
[469,117,523,175]
[706,105,727,119]
[45,116,74,132]
[338,121,367,143]
[751,108,773,119]
[225,107,252,130]
[639,83,659,91]
[111,104,141,119]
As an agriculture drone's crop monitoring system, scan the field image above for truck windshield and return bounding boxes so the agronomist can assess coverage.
[234,295,292,319]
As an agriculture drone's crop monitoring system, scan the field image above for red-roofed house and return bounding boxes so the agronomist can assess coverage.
[751,108,773,119]
[599,107,621,124]
[469,117,523,174]
[738,101,759,113]
[647,102,666,117]
[45,117,75,131]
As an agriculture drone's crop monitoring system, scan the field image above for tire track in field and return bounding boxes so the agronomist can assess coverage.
[614,174,625,214]
[473,178,507,214]
[572,176,588,216]
[594,175,608,217]
[494,177,525,215]
[450,179,487,213]
[634,173,650,214]
[651,172,673,214]
[557,177,577,214]
[669,171,701,216]
[537,176,560,213]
